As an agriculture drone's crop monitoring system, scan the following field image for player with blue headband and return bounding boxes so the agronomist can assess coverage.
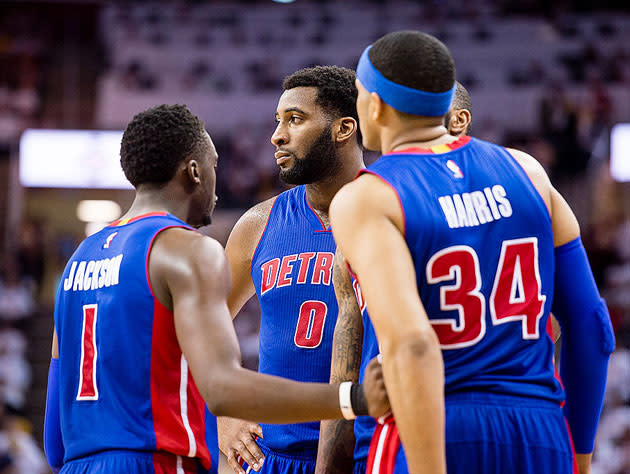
[331,30,613,474]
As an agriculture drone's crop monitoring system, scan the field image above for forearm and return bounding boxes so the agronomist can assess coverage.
[315,251,364,472]
[315,419,356,474]
[382,334,446,474]
[207,368,342,423]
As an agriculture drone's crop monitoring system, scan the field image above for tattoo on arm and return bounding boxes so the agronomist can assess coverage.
[316,251,364,474]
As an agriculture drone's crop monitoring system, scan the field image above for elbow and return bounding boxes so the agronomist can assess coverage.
[200,367,241,416]
[385,330,441,365]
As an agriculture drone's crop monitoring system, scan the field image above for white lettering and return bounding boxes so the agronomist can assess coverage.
[492,185,512,217]
[73,261,86,291]
[471,191,493,224]
[83,260,95,290]
[64,262,77,291]
[438,196,459,228]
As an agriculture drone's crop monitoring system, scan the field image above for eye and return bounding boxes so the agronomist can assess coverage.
[289,115,302,124]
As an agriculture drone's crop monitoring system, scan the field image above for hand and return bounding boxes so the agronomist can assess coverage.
[362,356,390,418]
[575,453,592,474]
[217,417,265,473]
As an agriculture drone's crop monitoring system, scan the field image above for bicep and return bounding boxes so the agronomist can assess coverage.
[331,183,431,353]
[225,203,274,317]
[160,235,242,397]
[52,328,59,358]
[550,186,580,247]
[225,233,255,318]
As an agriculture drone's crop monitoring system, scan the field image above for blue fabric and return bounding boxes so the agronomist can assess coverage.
[362,138,563,404]
[54,213,210,468]
[393,394,575,473]
[241,442,316,474]
[553,236,615,453]
[59,450,206,474]
[251,186,338,453]
[356,45,455,116]
[353,458,367,474]
[204,408,219,474]
[44,358,64,473]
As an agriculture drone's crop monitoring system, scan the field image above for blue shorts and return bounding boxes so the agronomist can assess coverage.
[368,394,577,474]
[60,450,206,474]
[241,443,315,474]
[354,459,367,474]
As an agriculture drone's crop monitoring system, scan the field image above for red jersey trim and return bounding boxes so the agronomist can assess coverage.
[386,135,472,155]
[304,192,331,232]
[109,212,169,227]
[356,170,407,239]
[250,196,280,277]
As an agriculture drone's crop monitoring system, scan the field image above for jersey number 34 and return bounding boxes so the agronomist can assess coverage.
[426,237,546,349]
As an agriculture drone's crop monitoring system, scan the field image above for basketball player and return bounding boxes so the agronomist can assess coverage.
[315,82,473,474]
[330,31,614,474]
[43,105,389,474]
[217,66,366,474]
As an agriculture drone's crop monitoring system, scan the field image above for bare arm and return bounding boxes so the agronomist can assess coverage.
[509,148,591,474]
[149,227,345,423]
[315,249,364,474]
[330,176,446,474]
[225,197,276,318]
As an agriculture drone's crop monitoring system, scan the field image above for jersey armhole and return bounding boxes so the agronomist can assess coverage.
[249,197,279,276]
[356,169,407,238]
[504,149,552,222]
[145,225,194,302]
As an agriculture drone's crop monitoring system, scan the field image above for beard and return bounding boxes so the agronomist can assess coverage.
[279,125,342,185]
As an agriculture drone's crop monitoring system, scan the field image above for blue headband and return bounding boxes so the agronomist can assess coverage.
[356,45,455,117]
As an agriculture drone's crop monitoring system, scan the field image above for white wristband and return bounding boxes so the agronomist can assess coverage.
[339,381,356,420]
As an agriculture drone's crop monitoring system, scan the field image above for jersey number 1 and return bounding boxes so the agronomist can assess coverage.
[426,238,546,349]
[77,304,99,400]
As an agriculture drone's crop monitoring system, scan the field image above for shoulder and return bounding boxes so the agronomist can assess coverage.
[149,228,230,307]
[153,227,229,278]
[505,147,552,208]
[331,174,403,232]
[225,195,278,260]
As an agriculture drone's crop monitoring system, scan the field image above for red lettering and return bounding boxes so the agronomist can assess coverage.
[261,258,280,294]
[311,252,334,285]
[77,304,99,400]
[296,252,316,284]
[277,254,298,288]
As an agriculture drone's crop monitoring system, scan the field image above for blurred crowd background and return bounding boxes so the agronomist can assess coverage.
[0,0,628,472]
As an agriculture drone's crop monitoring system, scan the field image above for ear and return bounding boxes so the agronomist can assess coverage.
[369,92,384,122]
[186,159,201,184]
[333,117,358,143]
[448,109,472,136]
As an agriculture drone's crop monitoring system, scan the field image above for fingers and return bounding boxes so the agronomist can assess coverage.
[226,449,247,474]
[243,434,265,469]
[221,421,265,472]
[251,422,264,439]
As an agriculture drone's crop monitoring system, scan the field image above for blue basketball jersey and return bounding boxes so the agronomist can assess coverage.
[251,186,339,454]
[54,212,211,470]
[359,136,563,403]
[349,274,378,465]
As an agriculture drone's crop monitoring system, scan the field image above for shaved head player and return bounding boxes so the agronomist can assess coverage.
[331,31,613,474]
[316,82,474,474]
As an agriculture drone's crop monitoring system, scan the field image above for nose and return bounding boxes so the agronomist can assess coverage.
[271,123,288,147]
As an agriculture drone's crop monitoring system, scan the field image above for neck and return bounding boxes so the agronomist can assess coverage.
[121,184,189,224]
[304,148,364,220]
[380,117,456,153]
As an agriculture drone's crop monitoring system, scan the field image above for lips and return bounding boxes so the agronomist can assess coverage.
[275,150,292,165]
